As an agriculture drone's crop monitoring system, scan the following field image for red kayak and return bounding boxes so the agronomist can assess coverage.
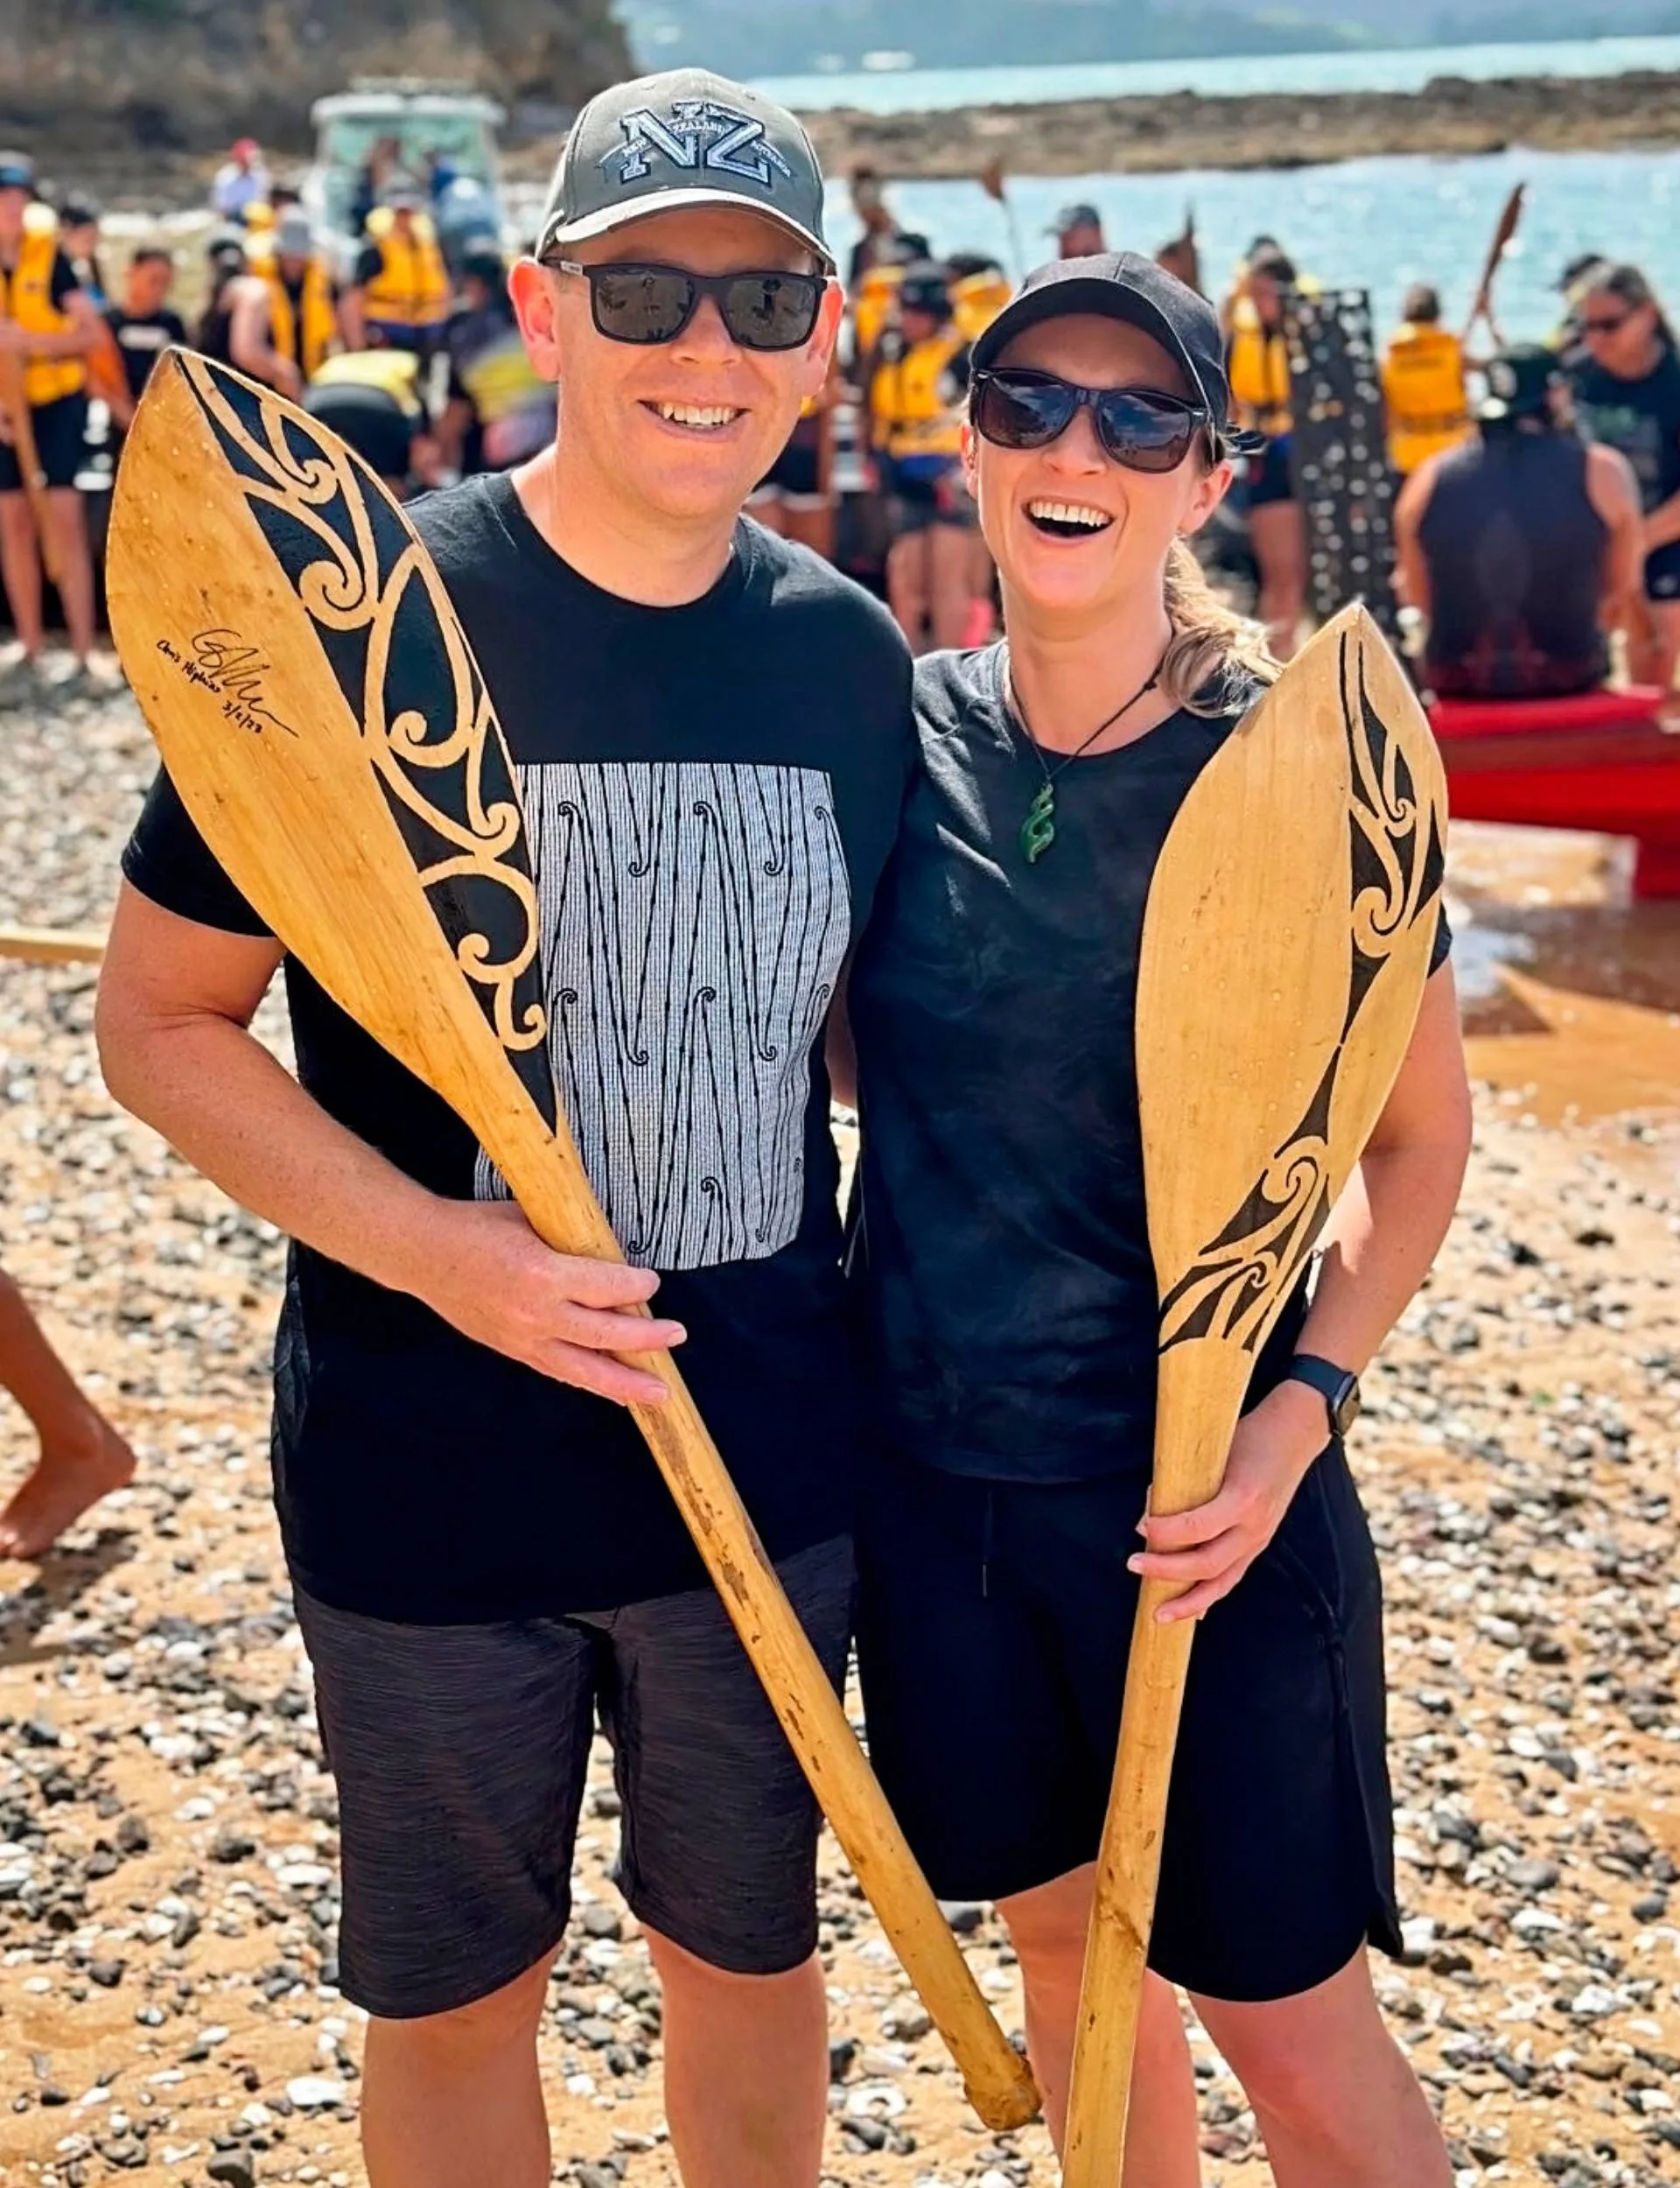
[1429,687,1680,899]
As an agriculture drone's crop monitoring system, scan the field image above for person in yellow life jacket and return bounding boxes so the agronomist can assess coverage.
[0,151,102,681]
[1223,242,1309,657]
[865,261,983,652]
[229,210,341,400]
[304,342,440,500]
[344,178,452,355]
[1382,283,1472,478]
[438,249,556,477]
[948,256,1012,347]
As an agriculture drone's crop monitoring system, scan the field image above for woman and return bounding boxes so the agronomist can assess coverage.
[1568,262,1680,687]
[841,256,1471,2186]
[1224,243,1308,658]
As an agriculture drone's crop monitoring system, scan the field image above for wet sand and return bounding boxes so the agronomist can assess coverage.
[1,691,1677,2186]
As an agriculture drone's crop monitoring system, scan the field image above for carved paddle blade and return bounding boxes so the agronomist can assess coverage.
[108,349,570,1195]
[1138,604,1447,1358]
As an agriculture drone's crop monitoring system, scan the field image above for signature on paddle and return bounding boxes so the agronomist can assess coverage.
[155,630,298,740]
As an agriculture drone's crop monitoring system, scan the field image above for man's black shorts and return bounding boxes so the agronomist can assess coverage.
[855,1443,1401,2004]
[296,1534,853,2019]
[0,392,88,492]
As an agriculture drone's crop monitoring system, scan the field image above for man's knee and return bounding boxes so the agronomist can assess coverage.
[643,1921,820,2001]
[368,1951,553,2071]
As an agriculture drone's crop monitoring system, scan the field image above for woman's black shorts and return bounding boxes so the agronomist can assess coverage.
[0,392,88,492]
[1245,431,1296,509]
[855,1441,1402,2004]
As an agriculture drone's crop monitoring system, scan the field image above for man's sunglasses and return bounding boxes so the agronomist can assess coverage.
[970,367,1214,473]
[1582,310,1632,336]
[545,258,825,350]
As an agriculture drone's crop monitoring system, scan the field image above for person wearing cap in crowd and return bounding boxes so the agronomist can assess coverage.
[102,247,187,435]
[344,176,452,354]
[864,258,984,650]
[193,228,248,367]
[1551,251,1609,361]
[846,162,900,290]
[211,136,270,221]
[0,150,102,684]
[1380,282,1473,479]
[1051,201,1107,259]
[1395,343,1642,702]
[1568,263,1680,687]
[99,64,913,2188]
[1224,241,1312,657]
[229,209,343,400]
[57,194,108,309]
[834,248,1469,2188]
[436,248,556,475]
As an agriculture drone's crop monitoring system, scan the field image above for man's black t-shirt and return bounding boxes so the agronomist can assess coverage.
[848,646,1450,1483]
[1571,347,1680,515]
[105,306,189,403]
[122,478,914,1621]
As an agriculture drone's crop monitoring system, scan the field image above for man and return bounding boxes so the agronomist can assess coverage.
[0,1264,136,1559]
[437,248,556,474]
[193,228,247,365]
[1395,344,1642,699]
[1050,201,1105,259]
[343,176,452,354]
[97,66,912,2188]
[103,247,187,431]
[211,136,270,221]
[229,209,341,399]
[1381,282,1472,479]
[845,162,900,290]
[0,150,101,682]
[864,258,978,650]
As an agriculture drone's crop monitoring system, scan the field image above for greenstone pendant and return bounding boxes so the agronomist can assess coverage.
[1020,780,1057,864]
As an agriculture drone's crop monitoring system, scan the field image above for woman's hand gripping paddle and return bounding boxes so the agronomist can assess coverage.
[105,350,1040,2135]
[1060,607,1449,2186]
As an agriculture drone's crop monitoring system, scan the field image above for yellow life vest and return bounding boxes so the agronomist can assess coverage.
[249,240,339,377]
[309,346,424,416]
[1226,296,1292,435]
[0,217,86,405]
[244,200,276,234]
[951,269,1012,347]
[1381,323,1472,475]
[362,207,451,331]
[853,264,901,360]
[871,330,967,463]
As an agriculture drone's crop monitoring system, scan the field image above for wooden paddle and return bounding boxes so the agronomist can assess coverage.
[979,157,1028,284]
[0,924,104,964]
[0,342,61,584]
[104,348,1040,2135]
[1462,182,1526,349]
[1060,605,1449,2187]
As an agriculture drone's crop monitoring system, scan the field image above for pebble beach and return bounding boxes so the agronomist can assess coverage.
[1,679,1677,2187]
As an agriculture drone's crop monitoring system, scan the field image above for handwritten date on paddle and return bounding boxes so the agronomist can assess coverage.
[155,629,297,740]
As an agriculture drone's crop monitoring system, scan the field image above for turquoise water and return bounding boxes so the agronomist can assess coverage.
[821,146,1680,346]
[759,34,1680,115]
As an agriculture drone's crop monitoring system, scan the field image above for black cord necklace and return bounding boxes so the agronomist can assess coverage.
[1004,646,1170,865]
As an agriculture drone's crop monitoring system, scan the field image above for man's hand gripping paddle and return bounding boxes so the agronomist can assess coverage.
[106,350,1040,2134]
[1061,607,1449,2186]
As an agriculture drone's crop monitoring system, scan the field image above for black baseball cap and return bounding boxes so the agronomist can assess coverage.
[1478,345,1561,424]
[899,260,951,314]
[1050,202,1103,236]
[972,253,1259,448]
[536,68,833,271]
[0,151,35,193]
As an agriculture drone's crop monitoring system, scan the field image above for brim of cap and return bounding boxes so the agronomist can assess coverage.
[539,187,836,273]
[973,277,1207,403]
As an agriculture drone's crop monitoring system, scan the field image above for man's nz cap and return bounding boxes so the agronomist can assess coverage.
[973,251,1264,454]
[536,68,833,271]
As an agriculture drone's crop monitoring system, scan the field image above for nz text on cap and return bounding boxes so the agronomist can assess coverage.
[536,68,833,272]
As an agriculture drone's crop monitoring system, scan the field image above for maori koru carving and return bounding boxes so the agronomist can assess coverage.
[1158,630,1445,1355]
[176,354,556,1133]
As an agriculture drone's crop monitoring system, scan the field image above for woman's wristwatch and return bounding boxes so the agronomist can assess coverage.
[1284,1354,1363,1438]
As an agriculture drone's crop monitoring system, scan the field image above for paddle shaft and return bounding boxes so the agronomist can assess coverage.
[483,1083,1040,2131]
[1462,183,1525,346]
[1062,1340,1253,2188]
[0,335,62,586]
[0,924,104,964]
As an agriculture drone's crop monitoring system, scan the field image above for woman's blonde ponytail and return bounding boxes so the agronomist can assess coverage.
[1159,539,1279,713]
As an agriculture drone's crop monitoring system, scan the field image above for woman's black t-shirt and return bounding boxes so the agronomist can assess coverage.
[1571,347,1680,515]
[122,477,914,1621]
[848,644,1450,1483]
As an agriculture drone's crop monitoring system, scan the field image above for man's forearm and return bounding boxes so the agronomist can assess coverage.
[102,1012,446,1301]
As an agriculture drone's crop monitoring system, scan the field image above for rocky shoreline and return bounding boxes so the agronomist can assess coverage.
[795,67,1680,180]
[1,675,1678,2185]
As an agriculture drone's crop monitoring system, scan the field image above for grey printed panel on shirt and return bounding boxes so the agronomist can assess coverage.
[474,760,850,1271]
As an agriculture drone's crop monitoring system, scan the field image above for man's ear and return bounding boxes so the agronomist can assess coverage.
[508,257,564,382]
[801,277,844,401]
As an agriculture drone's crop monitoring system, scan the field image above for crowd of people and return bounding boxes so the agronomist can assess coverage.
[0,128,1672,709]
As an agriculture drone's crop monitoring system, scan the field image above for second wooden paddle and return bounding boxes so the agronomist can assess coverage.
[105,349,1039,2133]
[1061,607,1449,2186]
[0,344,61,584]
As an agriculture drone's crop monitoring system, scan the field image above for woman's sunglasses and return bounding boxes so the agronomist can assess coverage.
[545,259,825,351]
[1582,309,1633,337]
[970,367,1214,473]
